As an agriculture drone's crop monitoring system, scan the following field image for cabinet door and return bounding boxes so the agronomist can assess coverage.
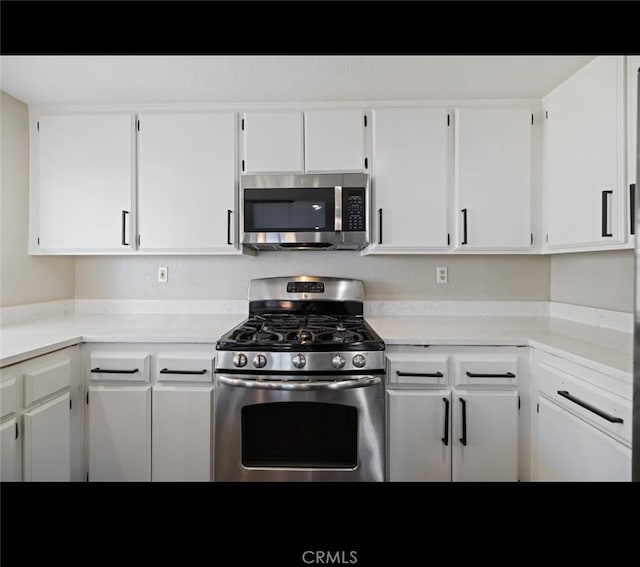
[455,108,532,250]
[1,418,20,481]
[152,386,213,481]
[545,56,626,249]
[537,396,631,481]
[23,393,70,481]
[36,113,134,251]
[88,386,151,481]
[371,108,449,251]
[243,112,303,173]
[452,390,518,481]
[304,109,365,172]
[627,56,640,241]
[387,390,451,481]
[627,56,640,187]
[138,112,237,251]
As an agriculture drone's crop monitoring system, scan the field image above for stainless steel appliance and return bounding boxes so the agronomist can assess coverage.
[214,276,385,481]
[633,65,639,481]
[241,173,369,250]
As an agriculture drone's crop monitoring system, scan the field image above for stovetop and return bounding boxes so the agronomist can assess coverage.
[216,313,385,352]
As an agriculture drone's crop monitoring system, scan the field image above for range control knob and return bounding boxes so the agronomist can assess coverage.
[292,354,307,369]
[253,354,267,369]
[352,354,367,368]
[233,353,248,368]
[332,354,346,369]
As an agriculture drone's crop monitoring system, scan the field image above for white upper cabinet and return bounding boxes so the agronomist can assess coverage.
[242,111,304,174]
[628,57,640,187]
[242,109,366,174]
[369,107,449,252]
[35,113,135,252]
[137,112,238,252]
[304,109,366,173]
[627,56,640,242]
[454,107,532,251]
[544,56,626,250]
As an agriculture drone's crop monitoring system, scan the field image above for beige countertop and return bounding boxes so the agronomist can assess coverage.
[0,313,633,380]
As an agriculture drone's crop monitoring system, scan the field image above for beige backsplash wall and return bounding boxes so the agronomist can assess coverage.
[0,91,74,307]
[550,249,634,313]
[75,253,550,301]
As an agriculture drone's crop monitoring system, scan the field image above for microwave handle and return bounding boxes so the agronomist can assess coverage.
[334,186,342,232]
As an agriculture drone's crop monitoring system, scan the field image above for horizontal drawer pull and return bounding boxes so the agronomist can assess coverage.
[159,368,208,375]
[557,390,623,424]
[91,367,139,374]
[466,371,515,378]
[396,371,444,378]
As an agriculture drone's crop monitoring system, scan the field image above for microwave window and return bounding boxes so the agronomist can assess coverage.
[244,188,335,232]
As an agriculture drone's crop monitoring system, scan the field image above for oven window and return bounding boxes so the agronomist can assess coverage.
[244,188,335,232]
[242,402,358,469]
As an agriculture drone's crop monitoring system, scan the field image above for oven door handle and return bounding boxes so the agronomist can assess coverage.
[216,375,382,390]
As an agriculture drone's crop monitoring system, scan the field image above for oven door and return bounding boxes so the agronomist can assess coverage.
[214,375,385,481]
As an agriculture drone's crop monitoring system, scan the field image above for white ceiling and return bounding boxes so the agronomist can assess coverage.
[0,55,596,106]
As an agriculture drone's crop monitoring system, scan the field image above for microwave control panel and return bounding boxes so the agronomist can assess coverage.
[343,189,366,232]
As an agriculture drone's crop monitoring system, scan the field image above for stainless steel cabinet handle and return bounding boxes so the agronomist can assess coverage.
[217,375,381,391]
[557,390,623,423]
[227,209,233,245]
[378,208,383,244]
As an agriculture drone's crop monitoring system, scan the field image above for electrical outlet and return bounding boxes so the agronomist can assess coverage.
[158,266,168,283]
[436,266,447,284]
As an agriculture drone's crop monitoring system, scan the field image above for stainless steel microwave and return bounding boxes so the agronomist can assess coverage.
[241,173,369,250]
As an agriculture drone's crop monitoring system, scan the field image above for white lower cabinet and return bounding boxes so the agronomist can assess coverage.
[152,385,213,481]
[1,418,20,481]
[387,390,451,481]
[451,391,518,482]
[85,344,215,482]
[537,397,630,481]
[0,346,79,482]
[534,351,631,481]
[386,346,523,482]
[23,393,71,481]
[88,385,151,481]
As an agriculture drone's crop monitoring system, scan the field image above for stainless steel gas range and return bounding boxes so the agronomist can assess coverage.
[214,276,385,481]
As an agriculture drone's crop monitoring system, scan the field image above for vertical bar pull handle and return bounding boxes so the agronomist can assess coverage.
[461,209,468,245]
[601,190,613,237]
[121,210,129,246]
[630,184,636,236]
[378,208,383,245]
[442,397,450,446]
[459,397,467,446]
[227,209,233,245]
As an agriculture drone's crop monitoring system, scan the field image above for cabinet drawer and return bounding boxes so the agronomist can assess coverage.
[1,377,19,418]
[24,358,71,407]
[89,352,150,383]
[539,361,631,445]
[454,355,519,386]
[387,354,448,387]
[156,354,214,383]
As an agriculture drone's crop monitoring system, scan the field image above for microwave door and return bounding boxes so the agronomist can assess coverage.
[244,187,336,233]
